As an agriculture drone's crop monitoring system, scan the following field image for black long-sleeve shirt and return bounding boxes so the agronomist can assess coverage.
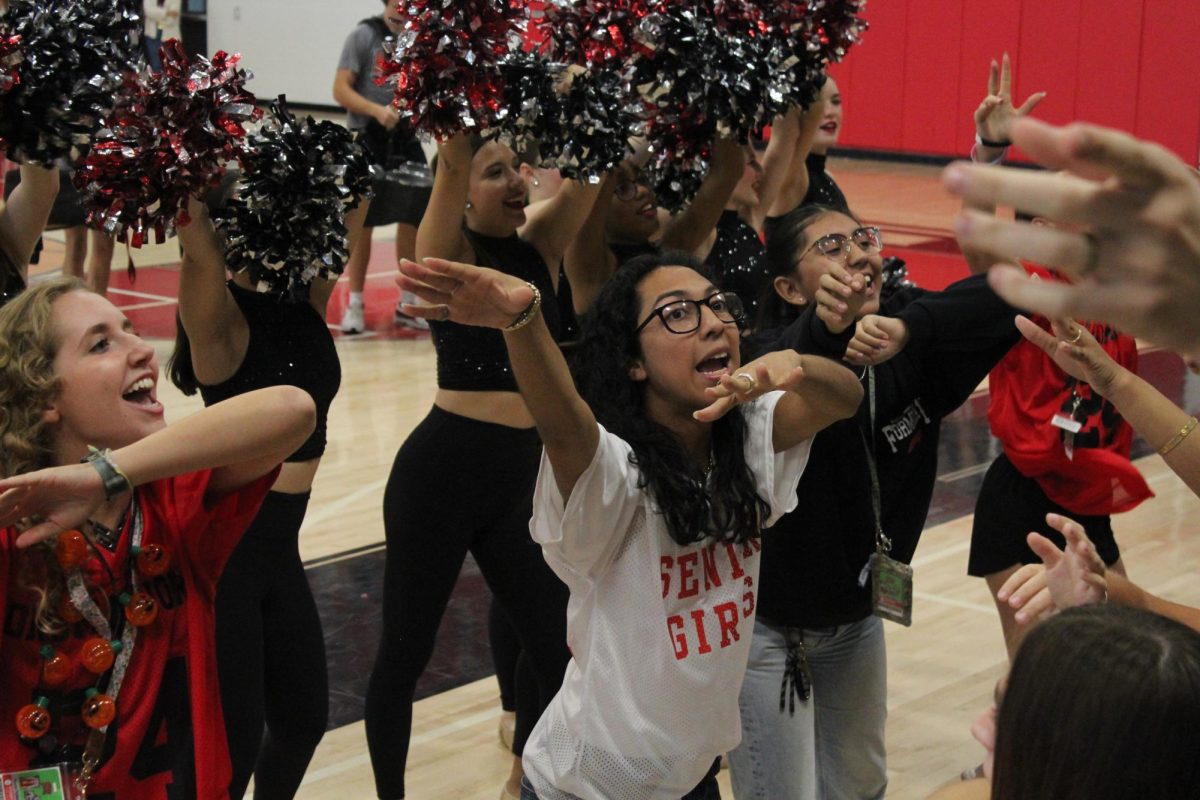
[742,274,1020,628]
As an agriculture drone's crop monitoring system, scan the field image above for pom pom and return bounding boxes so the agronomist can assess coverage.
[210,97,372,299]
[0,0,142,164]
[631,0,868,208]
[531,0,658,68]
[377,0,522,138]
[73,40,261,248]
[495,56,638,182]
[0,31,22,95]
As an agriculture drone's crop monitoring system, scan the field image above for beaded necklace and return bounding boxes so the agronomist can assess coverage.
[14,494,170,795]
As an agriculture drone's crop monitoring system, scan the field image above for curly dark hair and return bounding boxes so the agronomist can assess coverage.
[758,203,856,330]
[572,251,769,546]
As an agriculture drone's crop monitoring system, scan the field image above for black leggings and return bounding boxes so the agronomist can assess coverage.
[366,407,570,799]
[216,490,328,800]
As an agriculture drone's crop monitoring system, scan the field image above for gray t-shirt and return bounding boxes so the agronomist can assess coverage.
[337,18,395,130]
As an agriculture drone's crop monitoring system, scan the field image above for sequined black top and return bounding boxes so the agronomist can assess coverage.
[704,210,769,329]
[801,153,850,213]
[432,231,561,391]
[763,153,853,245]
[199,283,341,462]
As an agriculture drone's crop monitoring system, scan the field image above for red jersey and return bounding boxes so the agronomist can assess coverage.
[1,468,275,799]
[987,266,1152,516]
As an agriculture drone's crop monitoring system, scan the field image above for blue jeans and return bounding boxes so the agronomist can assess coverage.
[144,34,163,72]
[728,616,887,800]
[520,758,721,799]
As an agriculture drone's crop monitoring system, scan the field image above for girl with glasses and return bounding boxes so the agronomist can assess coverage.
[729,205,1022,799]
[394,249,861,800]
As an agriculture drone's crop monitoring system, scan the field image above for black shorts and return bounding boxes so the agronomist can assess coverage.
[968,452,1120,577]
[363,179,431,228]
[357,122,431,229]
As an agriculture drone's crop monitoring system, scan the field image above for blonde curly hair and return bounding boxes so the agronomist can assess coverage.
[0,277,88,634]
[0,277,85,478]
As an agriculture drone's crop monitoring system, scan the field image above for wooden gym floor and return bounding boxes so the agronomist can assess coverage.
[25,156,1200,799]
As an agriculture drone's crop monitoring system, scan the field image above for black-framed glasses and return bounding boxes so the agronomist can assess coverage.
[799,226,883,263]
[635,292,745,334]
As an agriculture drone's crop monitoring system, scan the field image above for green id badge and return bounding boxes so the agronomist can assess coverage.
[870,552,913,627]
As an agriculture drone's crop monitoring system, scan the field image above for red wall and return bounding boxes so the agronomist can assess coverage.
[827,0,1200,165]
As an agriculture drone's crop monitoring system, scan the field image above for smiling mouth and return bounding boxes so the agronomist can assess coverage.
[122,377,161,409]
[696,353,731,381]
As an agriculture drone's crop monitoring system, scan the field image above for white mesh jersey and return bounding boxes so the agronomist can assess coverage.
[523,392,812,800]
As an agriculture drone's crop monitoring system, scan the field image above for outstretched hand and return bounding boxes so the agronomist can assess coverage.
[1014,315,1122,397]
[996,513,1108,624]
[0,463,107,548]
[694,351,805,423]
[974,53,1046,145]
[845,315,908,366]
[397,258,535,330]
[814,265,872,334]
[945,118,1200,353]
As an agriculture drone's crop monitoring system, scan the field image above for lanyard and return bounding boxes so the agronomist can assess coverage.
[860,366,892,556]
[65,499,142,726]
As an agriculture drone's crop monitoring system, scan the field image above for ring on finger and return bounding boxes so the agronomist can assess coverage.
[1066,326,1083,345]
[733,372,757,393]
[439,306,450,322]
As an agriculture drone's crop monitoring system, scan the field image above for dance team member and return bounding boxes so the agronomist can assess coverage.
[168,190,341,799]
[0,279,314,797]
[730,205,1020,799]
[394,250,862,799]
[365,131,599,799]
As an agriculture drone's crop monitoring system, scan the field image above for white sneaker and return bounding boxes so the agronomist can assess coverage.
[394,291,430,331]
[340,300,365,334]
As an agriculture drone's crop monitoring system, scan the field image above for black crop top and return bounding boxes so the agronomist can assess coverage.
[432,231,561,391]
[705,210,769,328]
[199,282,341,461]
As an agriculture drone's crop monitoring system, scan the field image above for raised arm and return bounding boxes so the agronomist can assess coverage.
[960,54,1046,275]
[397,257,599,497]
[0,163,59,277]
[767,100,823,218]
[1016,315,1200,496]
[175,198,247,385]
[415,133,474,263]
[563,171,620,314]
[745,106,802,231]
[0,386,316,546]
[520,178,604,271]
[659,136,744,254]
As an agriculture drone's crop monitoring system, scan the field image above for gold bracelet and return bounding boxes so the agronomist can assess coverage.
[502,282,542,332]
[1159,416,1198,456]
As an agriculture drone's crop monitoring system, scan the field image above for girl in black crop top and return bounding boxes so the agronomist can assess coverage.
[168,196,340,800]
[365,132,603,800]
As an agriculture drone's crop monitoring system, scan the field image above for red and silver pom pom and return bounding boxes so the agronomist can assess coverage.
[73,40,261,248]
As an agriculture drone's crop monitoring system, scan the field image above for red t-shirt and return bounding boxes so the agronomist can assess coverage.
[0,468,276,799]
[987,266,1152,516]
